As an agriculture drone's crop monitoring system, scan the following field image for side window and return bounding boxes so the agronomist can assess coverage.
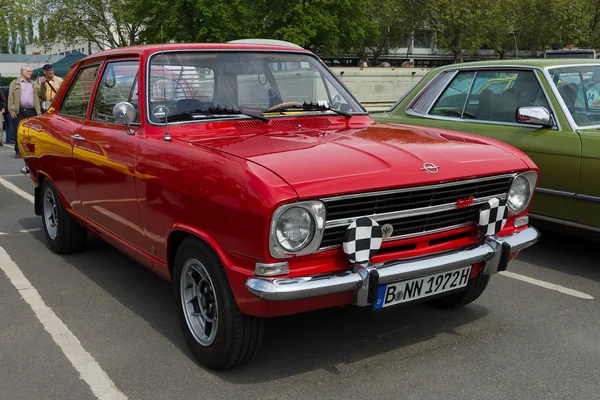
[92,60,140,123]
[58,65,99,118]
[466,70,549,123]
[431,69,550,124]
[429,71,475,118]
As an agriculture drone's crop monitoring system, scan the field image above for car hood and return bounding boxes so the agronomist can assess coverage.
[184,123,529,199]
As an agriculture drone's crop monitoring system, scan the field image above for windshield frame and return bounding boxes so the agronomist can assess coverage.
[546,63,600,130]
[144,49,368,126]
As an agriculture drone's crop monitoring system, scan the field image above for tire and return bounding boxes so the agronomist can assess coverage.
[41,179,87,254]
[427,271,490,309]
[173,237,264,370]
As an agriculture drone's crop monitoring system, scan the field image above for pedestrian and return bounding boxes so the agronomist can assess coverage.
[7,64,41,158]
[39,63,63,103]
[0,87,5,146]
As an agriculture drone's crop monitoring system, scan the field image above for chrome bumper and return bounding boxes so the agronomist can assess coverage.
[246,227,540,306]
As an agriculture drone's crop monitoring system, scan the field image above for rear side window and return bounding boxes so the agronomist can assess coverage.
[58,65,100,119]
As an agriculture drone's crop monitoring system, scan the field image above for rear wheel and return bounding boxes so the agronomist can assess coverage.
[41,179,87,253]
[173,237,264,370]
[427,272,490,309]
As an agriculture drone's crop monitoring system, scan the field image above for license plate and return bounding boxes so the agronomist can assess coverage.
[373,266,472,309]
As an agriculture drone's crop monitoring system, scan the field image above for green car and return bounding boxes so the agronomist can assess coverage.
[373,59,600,234]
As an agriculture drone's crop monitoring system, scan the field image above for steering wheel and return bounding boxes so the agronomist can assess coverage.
[264,101,304,113]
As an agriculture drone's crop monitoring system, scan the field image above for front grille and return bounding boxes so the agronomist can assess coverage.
[319,174,514,249]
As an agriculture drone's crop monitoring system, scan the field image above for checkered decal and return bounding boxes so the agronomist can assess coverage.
[478,198,508,236]
[342,217,383,264]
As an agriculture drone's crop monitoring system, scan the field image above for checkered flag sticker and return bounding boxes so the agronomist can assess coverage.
[343,217,383,264]
[478,198,508,236]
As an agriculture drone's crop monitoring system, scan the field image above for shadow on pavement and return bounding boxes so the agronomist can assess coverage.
[17,217,492,382]
[516,224,600,283]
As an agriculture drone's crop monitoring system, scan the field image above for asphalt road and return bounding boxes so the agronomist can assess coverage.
[1,145,599,400]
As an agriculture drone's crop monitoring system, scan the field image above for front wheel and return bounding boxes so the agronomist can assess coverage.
[427,271,490,309]
[173,238,264,370]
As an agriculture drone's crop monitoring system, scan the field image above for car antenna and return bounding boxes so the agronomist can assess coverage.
[161,26,172,142]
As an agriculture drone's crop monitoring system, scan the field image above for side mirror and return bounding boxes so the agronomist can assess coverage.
[113,102,136,135]
[41,101,51,113]
[517,106,554,127]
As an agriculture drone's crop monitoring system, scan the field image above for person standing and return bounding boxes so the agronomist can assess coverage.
[8,65,41,158]
[39,64,63,103]
[0,87,5,146]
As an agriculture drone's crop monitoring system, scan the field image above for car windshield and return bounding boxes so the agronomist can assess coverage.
[146,50,364,124]
[549,65,600,127]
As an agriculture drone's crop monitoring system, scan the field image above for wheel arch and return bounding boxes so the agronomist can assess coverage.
[166,226,233,281]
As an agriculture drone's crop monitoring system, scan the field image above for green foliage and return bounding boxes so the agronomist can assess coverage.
[10,0,600,63]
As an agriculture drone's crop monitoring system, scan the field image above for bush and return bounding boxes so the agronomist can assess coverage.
[1,76,16,87]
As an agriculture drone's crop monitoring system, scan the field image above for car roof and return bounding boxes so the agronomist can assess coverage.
[76,43,311,62]
[435,58,600,71]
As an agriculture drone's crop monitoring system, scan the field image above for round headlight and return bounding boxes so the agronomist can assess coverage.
[275,207,315,252]
[507,175,531,214]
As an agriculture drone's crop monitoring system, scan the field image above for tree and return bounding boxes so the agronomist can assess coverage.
[514,0,588,55]
[257,0,373,56]
[38,18,46,42]
[481,0,519,59]
[420,0,497,63]
[18,17,27,53]
[27,16,34,44]
[137,0,261,44]
[0,16,9,53]
[39,0,142,51]
[362,0,426,65]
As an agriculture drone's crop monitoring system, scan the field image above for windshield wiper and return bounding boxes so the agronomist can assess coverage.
[158,106,269,123]
[263,101,352,119]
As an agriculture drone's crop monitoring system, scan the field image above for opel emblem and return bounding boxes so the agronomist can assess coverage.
[381,223,394,239]
[420,162,440,174]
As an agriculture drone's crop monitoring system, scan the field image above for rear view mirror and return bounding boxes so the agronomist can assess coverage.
[41,101,51,113]
[517,106,554,127]
[113,102,136,135]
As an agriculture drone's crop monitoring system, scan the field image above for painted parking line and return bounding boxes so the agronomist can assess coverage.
[0,229,41,236]
[500,271,594,300]
[0,173,27,178]
[0,177,34,203]
[0,246,127,400]
[0,174,127,399]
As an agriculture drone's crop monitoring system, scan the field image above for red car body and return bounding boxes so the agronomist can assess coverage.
[18,43,540,368]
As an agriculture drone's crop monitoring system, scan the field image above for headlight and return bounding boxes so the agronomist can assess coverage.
[269,201,326,258]
[507,171,537,215]
[276,207,315,251]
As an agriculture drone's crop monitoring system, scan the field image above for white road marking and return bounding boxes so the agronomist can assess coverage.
[0,176,126,398]
[20,228,41,233]
[0,246,127,399]
[500,271,594,300]
[0,229,41,236]
[3,143,14,148]
[0,173,26,178]
[0,177,34,203]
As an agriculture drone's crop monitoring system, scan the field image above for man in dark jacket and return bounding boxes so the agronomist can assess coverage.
[0,87,5,146]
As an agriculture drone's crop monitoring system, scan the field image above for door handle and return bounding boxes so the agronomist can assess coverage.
[71,134,85,141]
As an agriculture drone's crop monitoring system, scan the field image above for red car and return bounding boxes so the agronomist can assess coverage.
[18,42,540,370]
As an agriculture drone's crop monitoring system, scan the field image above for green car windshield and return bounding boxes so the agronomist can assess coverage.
[549,66,600,127]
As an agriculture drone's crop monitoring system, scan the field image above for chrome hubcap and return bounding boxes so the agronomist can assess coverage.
[180,258,218,346]
[43,188,58,240]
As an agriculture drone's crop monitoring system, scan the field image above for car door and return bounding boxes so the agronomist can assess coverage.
[72,59,147,252]
[48,64,102,205]
[427,68,582,222]
[577,130,600,227]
